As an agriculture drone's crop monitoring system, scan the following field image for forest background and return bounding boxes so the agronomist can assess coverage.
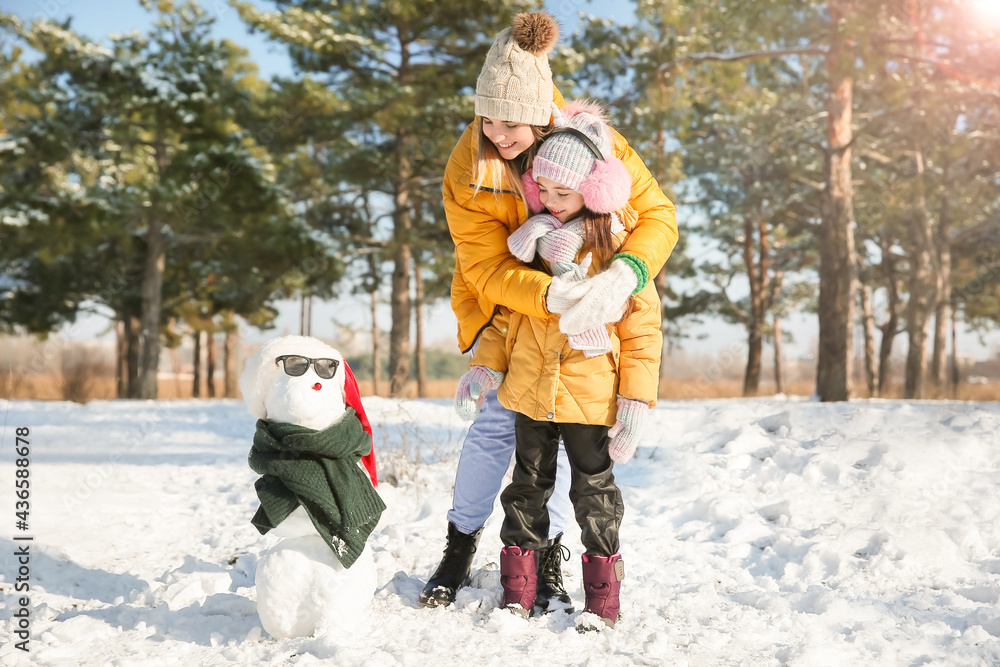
[0,0,998,402]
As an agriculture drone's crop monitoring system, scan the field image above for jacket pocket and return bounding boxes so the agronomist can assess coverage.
[504,312,523,358]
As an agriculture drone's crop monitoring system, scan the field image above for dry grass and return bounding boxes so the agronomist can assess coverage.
[0,375,228,401]
[356,379,463,399]
[0,375,460,401]
[2,373,998,403]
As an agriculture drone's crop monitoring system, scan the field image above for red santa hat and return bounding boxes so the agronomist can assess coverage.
[342,360,378,487]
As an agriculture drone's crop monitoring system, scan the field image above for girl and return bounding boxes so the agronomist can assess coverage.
[455,102,662,628]
[421,10,677,612]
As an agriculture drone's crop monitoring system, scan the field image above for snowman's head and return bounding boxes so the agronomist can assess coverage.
[240,335,347,431]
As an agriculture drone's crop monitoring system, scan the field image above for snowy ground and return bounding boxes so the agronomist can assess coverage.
[1,396,1000,666]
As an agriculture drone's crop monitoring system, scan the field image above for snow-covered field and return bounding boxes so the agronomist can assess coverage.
[2,396,1000,666]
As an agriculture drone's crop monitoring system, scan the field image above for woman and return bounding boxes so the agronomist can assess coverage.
[420,11,678,612]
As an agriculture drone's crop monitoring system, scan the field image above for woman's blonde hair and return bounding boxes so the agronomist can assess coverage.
[471,117,551,202]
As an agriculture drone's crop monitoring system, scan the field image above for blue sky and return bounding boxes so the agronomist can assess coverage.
[4,0,635,79]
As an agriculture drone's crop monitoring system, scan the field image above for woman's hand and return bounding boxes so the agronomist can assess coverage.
[547,258,637,335]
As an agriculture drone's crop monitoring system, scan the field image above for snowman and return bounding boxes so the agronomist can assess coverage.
[240,335,385,639]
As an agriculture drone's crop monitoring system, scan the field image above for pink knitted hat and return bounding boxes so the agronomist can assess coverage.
[522,100,632,214]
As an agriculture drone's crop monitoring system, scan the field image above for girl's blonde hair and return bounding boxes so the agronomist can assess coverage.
[471,118,551,201]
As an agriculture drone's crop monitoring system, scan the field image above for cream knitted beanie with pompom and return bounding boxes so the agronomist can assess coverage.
[475,12,559,126]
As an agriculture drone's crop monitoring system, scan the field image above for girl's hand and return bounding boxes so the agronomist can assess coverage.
[608,396,649,463]
[455,366,505,421]
[508,214,562,262]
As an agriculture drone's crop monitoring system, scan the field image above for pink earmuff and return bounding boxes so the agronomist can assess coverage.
[522,168,544,213]
[578,157,632,214]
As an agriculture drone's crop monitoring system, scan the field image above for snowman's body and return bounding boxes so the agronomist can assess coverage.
[254,511,377,638]
[241,335,379,639]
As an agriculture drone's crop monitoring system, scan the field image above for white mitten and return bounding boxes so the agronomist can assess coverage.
[552,258,638,336]
[608,396,649,463]
[545,253,594,314]
[508,214,562,263]
[567,327,613,358]
[455,365,505,421]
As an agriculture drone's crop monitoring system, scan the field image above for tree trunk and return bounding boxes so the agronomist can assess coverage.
[370,288,380,397]
[388,39,414,398]
[299,292,307,336]
[126,315,142,399]
[816,0,857,402]
[949,306,960,396]
[139,131,170,400]
[903,146,937,399]
[388,241,412,398]
[931,301,948,395]
[930,158,952,393]
[224,327,238,399]
[877,238,901,395]
[192,331,202,399]
[206,331,217,399]
[139,221,166,399]
[744,328,762,397]
[773,314,784,395]
[388,132,413,396]
[116,319,127,399]
[860,285,878,398]
[306,294,313,337]
[771,270,784,395]
[742,216,763,397]
[414,257,427,398]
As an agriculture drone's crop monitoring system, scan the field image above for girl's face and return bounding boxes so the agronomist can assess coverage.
[536,175,585,224]
[481,117,536,160]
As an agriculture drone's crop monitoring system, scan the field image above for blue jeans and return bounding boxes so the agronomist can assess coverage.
[448,388,573,539]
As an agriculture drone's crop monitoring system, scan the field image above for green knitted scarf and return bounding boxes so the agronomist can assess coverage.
[248,407,386,569]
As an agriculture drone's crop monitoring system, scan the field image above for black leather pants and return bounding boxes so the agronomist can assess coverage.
[500,413,624,556]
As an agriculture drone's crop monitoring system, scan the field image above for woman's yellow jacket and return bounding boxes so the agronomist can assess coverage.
[444,86,679,353]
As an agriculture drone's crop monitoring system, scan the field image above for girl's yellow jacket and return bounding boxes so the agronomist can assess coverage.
[445,86,679,353]
[470,226,662,426]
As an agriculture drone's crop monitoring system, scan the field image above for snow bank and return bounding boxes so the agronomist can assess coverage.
[1,397,999,665]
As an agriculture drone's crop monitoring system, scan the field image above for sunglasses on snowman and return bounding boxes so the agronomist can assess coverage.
[274,355,340,379]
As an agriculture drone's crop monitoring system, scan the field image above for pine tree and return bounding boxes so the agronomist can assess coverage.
[1,3,332,397]
[233,0,541,396]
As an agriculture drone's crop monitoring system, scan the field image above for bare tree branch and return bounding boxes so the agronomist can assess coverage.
[658,45,828,77]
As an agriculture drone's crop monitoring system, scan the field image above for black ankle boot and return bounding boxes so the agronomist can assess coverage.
[419,522,484,607]
[534,533,573,613]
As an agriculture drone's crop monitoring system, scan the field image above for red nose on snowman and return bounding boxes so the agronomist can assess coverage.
[312,382,322,391]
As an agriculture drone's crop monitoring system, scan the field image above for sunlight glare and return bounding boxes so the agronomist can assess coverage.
[972,0,1000,25]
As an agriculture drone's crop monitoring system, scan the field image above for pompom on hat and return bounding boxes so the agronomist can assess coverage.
[522,100,633,215]
[475,12,559,126]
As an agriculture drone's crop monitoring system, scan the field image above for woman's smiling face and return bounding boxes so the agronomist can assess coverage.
[481,117,536,160]
[536,175,585,223]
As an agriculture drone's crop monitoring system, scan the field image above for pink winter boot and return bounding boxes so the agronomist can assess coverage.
[499,547,537,618]
[581,553,624,628]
